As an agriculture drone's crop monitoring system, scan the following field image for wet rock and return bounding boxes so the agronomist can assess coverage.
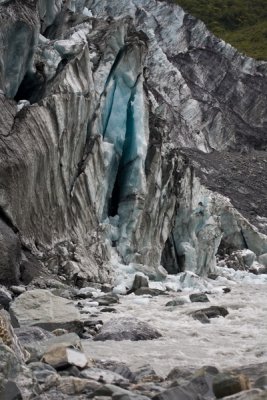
[165,298,188,307]
[76,287,99,299]
[212,373,250,398]
[192,306,229,323]
[24,332,82,362]
[10,289,83,334]
[189,293,210,303]
[0,286,12,310]
[42,346,88,369]
[29,361,57,384]
[101,307,117,313]
[95,293,120,306]
[94,318,162,341]
[135,288,167,297]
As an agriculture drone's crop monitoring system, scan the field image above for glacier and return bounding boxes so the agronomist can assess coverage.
[0,0,267,287]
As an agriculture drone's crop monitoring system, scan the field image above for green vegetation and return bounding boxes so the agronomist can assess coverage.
[176,0,267,60]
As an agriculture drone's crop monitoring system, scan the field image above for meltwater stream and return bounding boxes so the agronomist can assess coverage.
[83,271,267,377]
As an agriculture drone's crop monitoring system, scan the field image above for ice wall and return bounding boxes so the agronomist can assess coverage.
[0,0,267,286]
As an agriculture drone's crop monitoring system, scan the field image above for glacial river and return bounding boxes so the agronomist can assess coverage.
[83,270,267,377]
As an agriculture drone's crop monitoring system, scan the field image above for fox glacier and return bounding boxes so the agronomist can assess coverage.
[0,0,267,287]
[0,1,267,399]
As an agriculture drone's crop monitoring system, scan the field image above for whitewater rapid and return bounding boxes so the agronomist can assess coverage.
[83,270,267,377]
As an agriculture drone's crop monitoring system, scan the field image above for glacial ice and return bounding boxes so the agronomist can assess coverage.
[1,0,267,287]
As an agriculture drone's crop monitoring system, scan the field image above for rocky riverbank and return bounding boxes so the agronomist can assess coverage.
[1,266,267,399]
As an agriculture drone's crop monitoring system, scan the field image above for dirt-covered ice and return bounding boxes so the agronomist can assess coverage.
[83,270,267,377]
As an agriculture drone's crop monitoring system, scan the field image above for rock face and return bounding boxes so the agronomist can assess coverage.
[0,0,266,284]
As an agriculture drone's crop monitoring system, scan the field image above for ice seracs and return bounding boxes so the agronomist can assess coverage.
[0,0,267,286]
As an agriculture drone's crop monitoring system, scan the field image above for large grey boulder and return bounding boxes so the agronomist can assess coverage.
[94,317,162,341]
[10,289,83,334]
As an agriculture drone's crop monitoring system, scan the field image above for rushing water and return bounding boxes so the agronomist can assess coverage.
[83,270,267,377]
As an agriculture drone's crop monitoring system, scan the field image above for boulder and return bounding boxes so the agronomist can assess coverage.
[95,293,120,306]
[165,298,188,307]
[29,361,57,384]
[10,289,83,334]
[212,373,250,398]
[189,293,210,303]
[130,274,149,293]
[192,306,229,324]
[94,318,162,341]
[42,374,101,396]
[42,346,88,369]
[23,332,82,362]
